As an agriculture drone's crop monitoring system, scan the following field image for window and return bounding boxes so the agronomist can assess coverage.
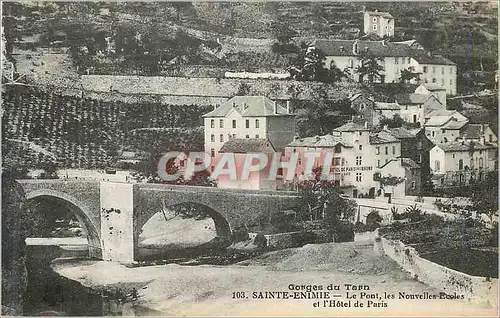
[219,119,224,128]
[432,131,435,137]
[376,147,380,155]
[385,25,388,30]
[450,79,452,85]
[407,57,411,64]
[392,145,396,154]
[210,119,215,128]
[334,145,342,153]
[233,134,236,138]
[255,134,259,138]
[356,156,362,165]
[435,160,440,171]
[432,66,436,74]
[348,59,353,68]
[489,134,493,142]
[245,119,249,128]
[459,159,463,170]
[211,148,215,157]
[423,66,427,73]
[210,134,215,142]
[424,78,428,83]
[341,158,345,166]
[245,134,249,139]
[373,17,377,22]
[228,134,232,139]
[232,120,236,128]
[356,173,362,182]
[377,159,381,167]
[413,114,417,123]
[255,119,259,128]
[219,134,224,142]
[479,157,484,168]
[441,78,444,85]
[359,145,363,150]
[333,157,341,166]
[395,57,399,65]
[441,67,444,75]
[385,147,388,155]
[418,154,422,163]
[432,78,436,83]
[373,24,377,30]
[411,181,416,189]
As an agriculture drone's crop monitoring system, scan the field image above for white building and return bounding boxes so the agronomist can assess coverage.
[203,96,296,168]
[429,140,497,186]
[395,93,443,125]
[311,39,457,94]
[414,83,448,107]
[458,123,498,145]
[370,129,401,168]
[363,10,395,38]
[424,109,469,144]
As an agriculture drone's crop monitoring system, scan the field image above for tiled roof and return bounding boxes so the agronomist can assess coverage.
[219,138,277,153]
[424,109,457,119]
[420,83,448,91]
[395,93,429,105]
[388,127,421,139]
[374,102,400,110]
[424,110,468,127]
[365,11,394,19]
[312,39,414,57]
[412,53,456,66]
[370,130,399,144]
[333,121,370,132]
[287,134,352,148]
[203,96,291,118]
[441,119,468,130]
[400,157,420,169]
[459,124,487,140]
[436,140,496,152]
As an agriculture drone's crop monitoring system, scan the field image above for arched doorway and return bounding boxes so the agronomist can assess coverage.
[24,193,101,259]
[137,201,232,261]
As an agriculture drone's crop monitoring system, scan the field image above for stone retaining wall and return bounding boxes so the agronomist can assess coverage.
[374,231,498,303]
[263,230,330,249]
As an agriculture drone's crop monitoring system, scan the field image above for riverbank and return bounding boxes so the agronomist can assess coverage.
[52,240,498,316]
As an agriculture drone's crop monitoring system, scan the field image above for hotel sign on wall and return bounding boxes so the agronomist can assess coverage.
[331,166,374,173]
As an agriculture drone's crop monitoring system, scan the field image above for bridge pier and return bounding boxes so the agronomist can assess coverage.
[100,182,135,262]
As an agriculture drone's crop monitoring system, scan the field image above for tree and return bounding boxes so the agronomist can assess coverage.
[270,19,298,54]
[374,172,405,203]
[355,53,384,83]
[379,114,405,129]
[297,167,357,239]
[289,46,331,82]
[400,68,420,83]
[236,82,251,95]
[469,172,498,226]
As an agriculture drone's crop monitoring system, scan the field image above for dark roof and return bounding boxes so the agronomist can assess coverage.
[389,127,421,139]
[412,53,456,66]
[395,93,430,105]
[219,138,277,153]
[312,39,414,57]
[400,158,420,169]
[365,11,394,19]
[203,96,292,118]
[459,124,487,140]
[334,121,370,132]
[370,130,399,144]
[436,140,496,152]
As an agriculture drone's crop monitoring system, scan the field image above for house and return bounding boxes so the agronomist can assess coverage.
[349,94,378,127]
[363,10,395,38]
[411,57,457,96]
[203,96,296,169]
[458,123,498,145]
[414,83,448,107]
[311,39,457,93]
[285,122,378,197]
[373,102,401,124]
[378,158,421,197]
[388,127,434,183]
[370,129,401,168]
[429,140,497,187]
[217,138,280,190]
[424,109,469,143]
[395,93,443,125]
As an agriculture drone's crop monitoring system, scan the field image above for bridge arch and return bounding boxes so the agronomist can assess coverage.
[24,189,102,258]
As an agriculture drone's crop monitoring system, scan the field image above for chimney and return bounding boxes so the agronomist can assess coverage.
[293,135,300,141]
[273,101,277,114]
[364,121,368,129]
[286,100,291,114]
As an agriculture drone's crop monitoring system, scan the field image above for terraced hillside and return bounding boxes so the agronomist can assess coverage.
[2,85,210,170]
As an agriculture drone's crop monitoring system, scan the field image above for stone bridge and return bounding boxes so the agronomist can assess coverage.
[18,180,299,262]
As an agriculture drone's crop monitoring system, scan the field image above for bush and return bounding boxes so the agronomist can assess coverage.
[333,221,354,243]
[366,209,383,231]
